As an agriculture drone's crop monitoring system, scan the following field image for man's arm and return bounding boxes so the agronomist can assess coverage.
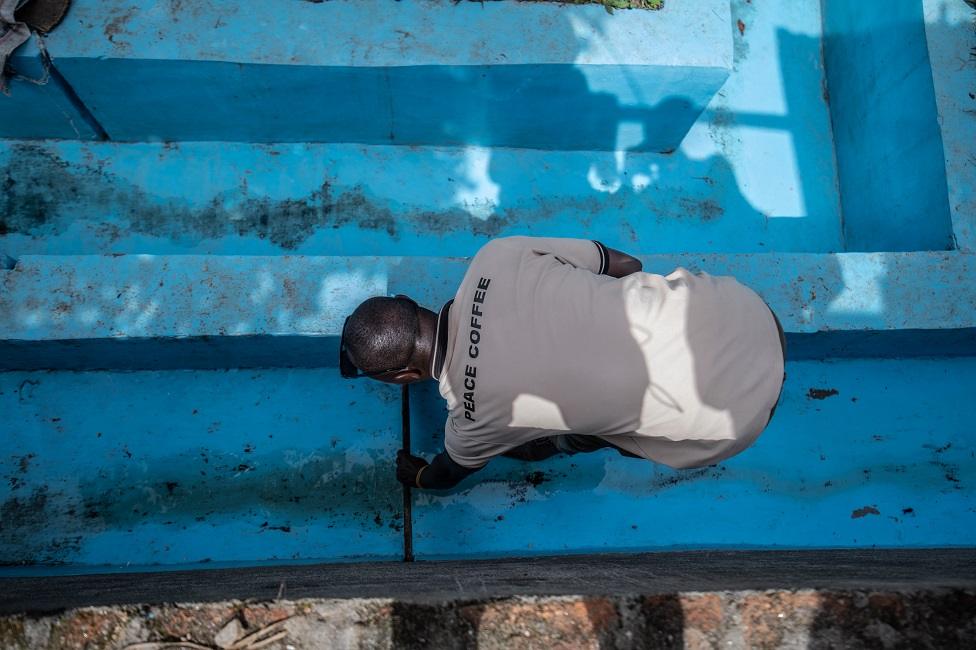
[600,244,643,278]
[397,449,482,490]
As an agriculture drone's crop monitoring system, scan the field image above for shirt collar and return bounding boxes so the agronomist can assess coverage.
[430,299,453,380]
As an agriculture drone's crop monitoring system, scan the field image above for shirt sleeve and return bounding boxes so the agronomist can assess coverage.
[498,236,609,275]
[443,419,496,469]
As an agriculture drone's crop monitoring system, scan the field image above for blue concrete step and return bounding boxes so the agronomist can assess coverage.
[0,133,846,256]
[2,252,974,371]
[4,0,732,151]
[1,356,973,572]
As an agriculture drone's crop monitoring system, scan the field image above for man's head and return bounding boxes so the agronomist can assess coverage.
[340,296,432,384]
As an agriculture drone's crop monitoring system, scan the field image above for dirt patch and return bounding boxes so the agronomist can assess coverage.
[807,388,839,400]
[851,505,880,519]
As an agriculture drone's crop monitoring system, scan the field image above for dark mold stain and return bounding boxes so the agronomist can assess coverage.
[902,507,915,516]
[525,471,550,487]
[0,449,403,566]
[677,197,723,222]
[17,453,35,474]
[933,460,961,485]
[807,388,839,400]
[0,487,84,564]
[653,465,726,489]
[259,522,291,533]
[103,7,137,46]
[851,505,880,519]
[16,379,38,403]
[0,486,48,530]
[0,143,514,250]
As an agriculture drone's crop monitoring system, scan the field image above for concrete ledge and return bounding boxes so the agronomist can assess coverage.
[0,39,101,141]
[1,252,974,369]
[3,549,974,613]
[2,550,975,648]
[32,0,731,150]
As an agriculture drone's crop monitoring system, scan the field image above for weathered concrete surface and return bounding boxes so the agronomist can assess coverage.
[0,0,846,256]
[27,0,731,150]
[923,0,976,252]
[2,252,974,370]
[1,589,974,649]
[0,39,101,141]
[822,0,955,252]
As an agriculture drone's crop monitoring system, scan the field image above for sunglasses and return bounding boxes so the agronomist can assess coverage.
[339,295,420,379]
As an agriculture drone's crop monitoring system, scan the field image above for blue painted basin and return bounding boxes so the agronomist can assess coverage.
[0,0,973,574]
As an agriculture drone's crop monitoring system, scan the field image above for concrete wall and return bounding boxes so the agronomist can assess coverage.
[822,0,955,251]
[3,0,733,151]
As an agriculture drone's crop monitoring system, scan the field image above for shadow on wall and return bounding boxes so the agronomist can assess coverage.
[390,595,685,650]
[807,590,976,648]
[387,590,976,647]
[3,0,857,257]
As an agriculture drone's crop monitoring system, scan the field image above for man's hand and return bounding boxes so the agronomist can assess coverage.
[396,449,429,488]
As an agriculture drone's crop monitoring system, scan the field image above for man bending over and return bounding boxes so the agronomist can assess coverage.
[339,237,785,490]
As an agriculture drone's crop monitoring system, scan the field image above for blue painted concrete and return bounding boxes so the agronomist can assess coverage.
[410,357,976,557]
[1,357,973,572]
[29,0,731,150]
[1,0,974,574]
[0,369,403,570]
[0,135,844,257]
[0,2,845,256]
[3,253,974,368]
[822,0,955,252]
[0,39,99,141]
[923,0,976,251]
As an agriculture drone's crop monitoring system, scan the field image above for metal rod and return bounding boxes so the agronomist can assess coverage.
[401,384,414,563]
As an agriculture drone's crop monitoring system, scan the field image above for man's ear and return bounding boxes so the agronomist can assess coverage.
[391,368,422,384]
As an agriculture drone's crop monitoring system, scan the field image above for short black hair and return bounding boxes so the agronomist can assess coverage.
[343,297,418,373]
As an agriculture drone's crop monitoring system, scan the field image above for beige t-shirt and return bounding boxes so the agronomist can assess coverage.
[432,237,784,469]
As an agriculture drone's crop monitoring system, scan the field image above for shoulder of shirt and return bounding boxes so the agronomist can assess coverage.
[475,237,531,256]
